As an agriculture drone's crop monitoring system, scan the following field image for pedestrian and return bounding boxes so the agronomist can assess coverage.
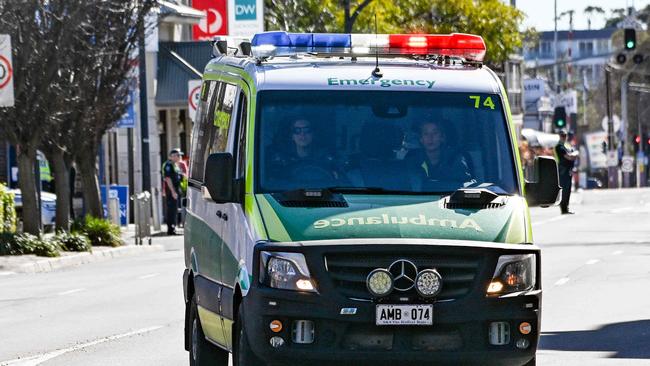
[554,130,579,214]
[162,149,183,235]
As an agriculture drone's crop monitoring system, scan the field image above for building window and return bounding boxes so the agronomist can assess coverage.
[579,41,594,57]
[540,41,552,57]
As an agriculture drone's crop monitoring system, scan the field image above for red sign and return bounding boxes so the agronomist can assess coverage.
[192,0,228,40]
[0,55,12,89]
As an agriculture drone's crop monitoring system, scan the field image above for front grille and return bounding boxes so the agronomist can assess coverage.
[325,252,481,301]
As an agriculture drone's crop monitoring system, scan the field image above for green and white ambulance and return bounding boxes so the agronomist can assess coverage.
[183,31,560,366]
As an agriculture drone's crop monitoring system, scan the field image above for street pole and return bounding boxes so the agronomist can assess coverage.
[637,92,643,187]
[138,10,151,194]
[621,73,631,187]
[605,66,618,188]
[554,0,559,92]
[34,156,42,231]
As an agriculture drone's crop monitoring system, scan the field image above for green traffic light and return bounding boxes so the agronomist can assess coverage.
[557,119,565,127]
[627,41,635,49]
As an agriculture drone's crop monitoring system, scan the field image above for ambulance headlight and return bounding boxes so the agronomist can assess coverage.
[260,252,316,292]
[487,254,536,295]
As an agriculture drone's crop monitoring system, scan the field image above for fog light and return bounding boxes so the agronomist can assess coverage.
[366,269,393,297]
[270,320,283,333]
[516,338,530,349]
[415,269,443,298]
[269,336,285,348]
[489,322,510,345]
[519,322,532,335]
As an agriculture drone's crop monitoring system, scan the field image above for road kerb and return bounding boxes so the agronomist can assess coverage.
[6,245,164,274]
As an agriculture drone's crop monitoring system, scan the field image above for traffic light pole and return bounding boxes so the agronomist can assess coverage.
[621,72,631,188]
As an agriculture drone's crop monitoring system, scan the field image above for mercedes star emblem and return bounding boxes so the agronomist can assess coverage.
[388,259,418,291]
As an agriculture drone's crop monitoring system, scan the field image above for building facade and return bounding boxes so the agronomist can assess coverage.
[524,28,615,88]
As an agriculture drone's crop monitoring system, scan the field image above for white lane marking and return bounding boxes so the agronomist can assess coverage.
[532,216,565,227]
[610,206,633,214]
[137,273,160,280]
[585,259,600,265]
[0,326,163,366]
[554,277,570,286]
[0,271,16,276]
[57,288,85,296]
[612,250,624,255]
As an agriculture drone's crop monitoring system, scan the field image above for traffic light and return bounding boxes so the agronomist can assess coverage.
[625,28,636,50]
[553,106,567,129]
[633,54,645,64]
[634,135,641,152]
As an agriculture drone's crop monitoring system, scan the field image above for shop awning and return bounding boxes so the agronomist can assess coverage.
[156,41,213,107]
[159,1,205,25]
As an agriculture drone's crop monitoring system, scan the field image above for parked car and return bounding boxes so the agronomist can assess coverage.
[9,189,57,231]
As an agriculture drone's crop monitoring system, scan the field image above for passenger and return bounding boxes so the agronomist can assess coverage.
[405,120,471,185]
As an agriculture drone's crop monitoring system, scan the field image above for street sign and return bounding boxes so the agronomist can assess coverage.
[116,91,136,128]
[523,79,545,102]
[228,0,264,37]
[100,185,129,226]
[601,115,621,133]
[188,80,202,122]
[192,0,228,40]
[607,150,619,167]
[556,90,577,114]
[621,155,634,173]
[0,34,14,107]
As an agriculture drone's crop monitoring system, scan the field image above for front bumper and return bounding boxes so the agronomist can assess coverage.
[245,240,541,366]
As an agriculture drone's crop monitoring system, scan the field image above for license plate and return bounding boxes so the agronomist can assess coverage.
[376,304,433,325]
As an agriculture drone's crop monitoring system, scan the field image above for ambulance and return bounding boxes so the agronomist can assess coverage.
[182,31,560,366]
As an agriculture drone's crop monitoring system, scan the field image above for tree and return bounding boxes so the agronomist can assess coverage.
[584,6,605,30]
[264,0,336,32]
[341,0,374,33]
[63,0,154,218]
[265,0,525,64]
[390,0,525,63]
[0,1,79,234]
[605,8,626,28]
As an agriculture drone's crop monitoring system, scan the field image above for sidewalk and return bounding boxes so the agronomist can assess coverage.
[0,226,166,275]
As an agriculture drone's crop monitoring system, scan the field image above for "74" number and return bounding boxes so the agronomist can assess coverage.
[469,95,495,110]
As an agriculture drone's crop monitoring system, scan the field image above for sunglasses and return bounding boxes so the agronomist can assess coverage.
[292,127,312,135]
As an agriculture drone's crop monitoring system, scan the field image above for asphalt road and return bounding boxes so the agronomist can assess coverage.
[1,188,649,366]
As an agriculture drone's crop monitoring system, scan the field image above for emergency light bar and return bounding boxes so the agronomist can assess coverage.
[250,31,486,62]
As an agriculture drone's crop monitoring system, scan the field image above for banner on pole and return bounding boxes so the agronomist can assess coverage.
[0,34,14,107]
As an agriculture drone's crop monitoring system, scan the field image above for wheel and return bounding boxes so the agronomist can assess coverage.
[233,305,265,366]
[523,356,536,366]
[189,294,228,366]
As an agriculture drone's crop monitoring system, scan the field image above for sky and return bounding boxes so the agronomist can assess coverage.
[517,0,650,31]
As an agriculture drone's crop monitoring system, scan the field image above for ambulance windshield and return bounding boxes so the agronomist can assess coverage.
[257,91,518,195]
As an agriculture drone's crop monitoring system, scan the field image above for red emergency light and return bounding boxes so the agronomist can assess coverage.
[387,33,486,61]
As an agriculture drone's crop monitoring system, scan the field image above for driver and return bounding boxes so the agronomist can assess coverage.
[268,118,336,180]
[405,120,471,183]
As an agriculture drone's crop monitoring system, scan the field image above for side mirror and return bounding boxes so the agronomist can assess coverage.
[203,153,243,203]
[525,156,561,207]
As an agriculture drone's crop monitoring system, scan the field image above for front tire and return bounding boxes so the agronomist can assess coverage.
[189,294,228,366]
[233,305,265,366]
